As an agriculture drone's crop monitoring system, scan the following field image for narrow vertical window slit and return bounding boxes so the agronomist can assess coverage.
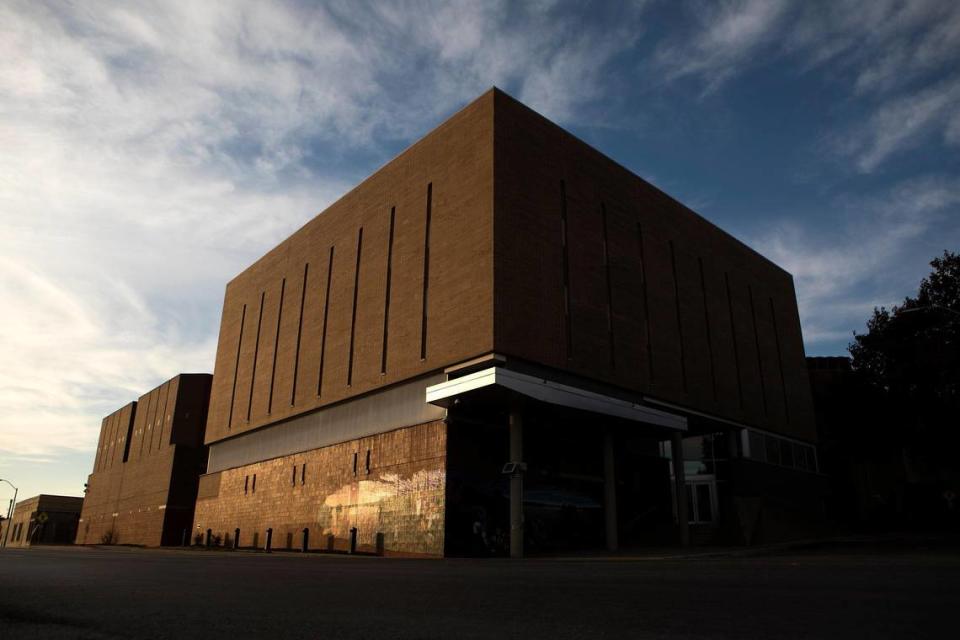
[291,263,309,406]
[247,291,266,422]
[420,184,432,361]
[381,207,395,375]
[748,284,768,416]
[268,278,286,414]
[317,247,334,396]
[724,273,744,408]
[699,258,718,401]
[669,240,687,392]
[227,304,247,429]
[769,297,790,423]
[637,223,654,382]
[600,202,616,369]
[347,227,363,387]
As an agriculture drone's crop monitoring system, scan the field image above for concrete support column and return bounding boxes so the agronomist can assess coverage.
[509,406,524,559]
[603,431,618,552]
[671,431,690,547]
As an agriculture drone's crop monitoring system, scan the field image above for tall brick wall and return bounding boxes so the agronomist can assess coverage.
[204,93,495,446]
[77,374,211,546]
[492,90,815,441]
[193,421,446,557]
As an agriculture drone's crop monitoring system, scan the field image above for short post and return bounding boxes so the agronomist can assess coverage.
[349,527,357,554]
[375,532,385,556]
[233,528,240,550]
[265,528,273,553]
[205,528,212,548]
[326,534,335,552]
[181,529,188,547]
[301,528,309,552]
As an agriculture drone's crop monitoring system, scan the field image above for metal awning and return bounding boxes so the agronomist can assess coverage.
[425,366,687,431]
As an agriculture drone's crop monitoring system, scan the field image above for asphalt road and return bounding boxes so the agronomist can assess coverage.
[1,541,958,639]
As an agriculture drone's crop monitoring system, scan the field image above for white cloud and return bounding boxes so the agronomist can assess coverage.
[0,0,648,467]
[750,175,960,351]
[656,0,790,93]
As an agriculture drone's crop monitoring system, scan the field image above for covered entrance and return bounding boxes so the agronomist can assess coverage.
[427,361,694,557]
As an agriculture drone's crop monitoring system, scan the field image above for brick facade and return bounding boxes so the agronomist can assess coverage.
[187,88,818,555]
[77,374,211,546]
[193,421,445,556]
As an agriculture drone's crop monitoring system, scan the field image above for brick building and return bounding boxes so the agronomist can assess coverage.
[2,495,83,548]
[77,374,211,546]
[192,88,823,557]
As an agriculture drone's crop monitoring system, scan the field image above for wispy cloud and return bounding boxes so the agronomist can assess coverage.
[0,0,648,466]
[655,0,790,93]
[750,175,960,349]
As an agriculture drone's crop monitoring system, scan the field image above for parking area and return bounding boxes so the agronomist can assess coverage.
[1,539,958,639]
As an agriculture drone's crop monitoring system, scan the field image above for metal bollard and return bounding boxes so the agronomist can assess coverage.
[349,527,358,554]
[301,528,309,552]
[181,529,188,547]
[265,528,273,553]
[233,528,240,550]
[376,532,385,556]
[205,528,212,548]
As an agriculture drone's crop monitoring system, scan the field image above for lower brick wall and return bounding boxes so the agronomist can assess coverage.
[193,421,447,557]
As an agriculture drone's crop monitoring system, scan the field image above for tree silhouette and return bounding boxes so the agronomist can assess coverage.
[848,251,960,521]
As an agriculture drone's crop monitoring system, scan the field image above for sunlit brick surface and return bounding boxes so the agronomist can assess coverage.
[77,374,211,546]
[193,421,446,556]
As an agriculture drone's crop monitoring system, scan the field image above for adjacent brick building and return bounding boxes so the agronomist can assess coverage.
[2,495,83,548]
[193,88,824,557]
[77,374,211,546]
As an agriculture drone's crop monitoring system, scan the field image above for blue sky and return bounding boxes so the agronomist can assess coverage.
[1,0,958,503]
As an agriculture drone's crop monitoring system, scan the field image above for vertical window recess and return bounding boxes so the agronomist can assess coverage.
[420,184,432,361]
[637,223,653,382]
[347,227,363,387]
[317,247,334,396]
[725,273,744,408]
[381,207,396,375]
[769,297,790,423]
[247,291,266,422]
[669,240,688,392]
[600,202,615,369]
[268,278,286,414]
[228,303,247,429]
[748,285,768,416]
[698,258,718,401]
[291,263,309,406]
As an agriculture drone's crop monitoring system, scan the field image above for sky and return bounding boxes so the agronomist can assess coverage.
[1,0,958,504]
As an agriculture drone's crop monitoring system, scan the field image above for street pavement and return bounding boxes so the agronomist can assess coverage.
[1,539,958,639]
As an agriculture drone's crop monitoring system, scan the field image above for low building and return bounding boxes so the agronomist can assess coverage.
[191,88,824,557]
[2,495,83,548]
[77,373,212,546]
